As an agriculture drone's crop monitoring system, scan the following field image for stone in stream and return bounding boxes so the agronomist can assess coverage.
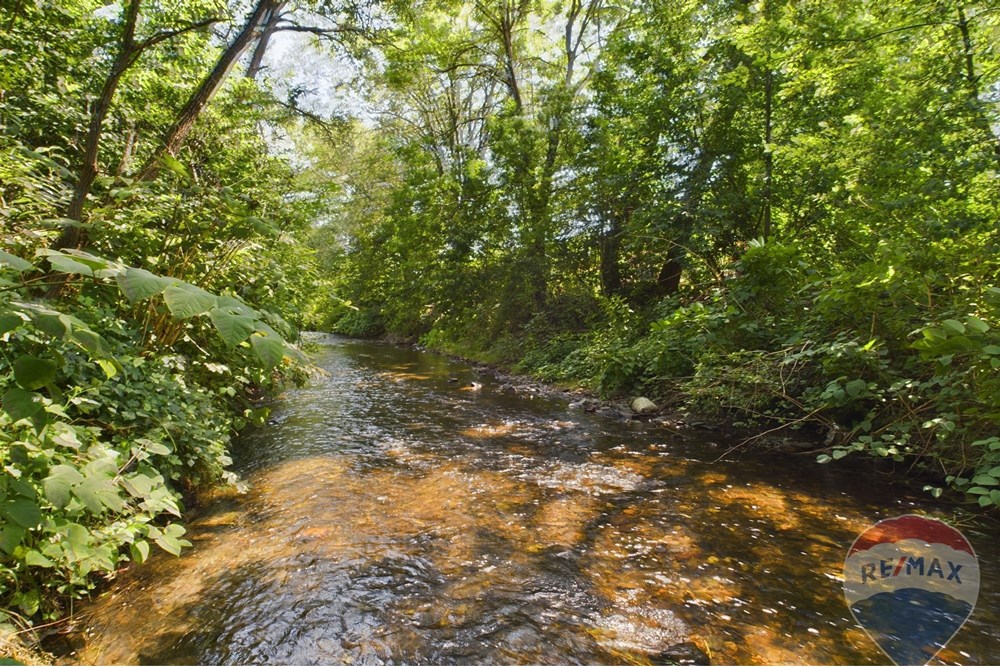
[649,642,711,665]
[631,397,659,415]
[568,398,601,412]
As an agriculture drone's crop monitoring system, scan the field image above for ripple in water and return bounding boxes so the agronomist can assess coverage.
[61,337,1000,666]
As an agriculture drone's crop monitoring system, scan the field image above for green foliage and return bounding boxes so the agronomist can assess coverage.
[0,0,326,624]
[0,249,307,619]
[308,0,1000,512]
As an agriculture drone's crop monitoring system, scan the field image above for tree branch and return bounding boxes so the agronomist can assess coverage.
[133,17,224,56]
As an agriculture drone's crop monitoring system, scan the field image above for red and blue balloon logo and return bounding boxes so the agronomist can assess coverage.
[844,514,980,665]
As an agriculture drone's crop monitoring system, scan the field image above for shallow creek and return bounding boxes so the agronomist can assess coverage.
[62,336,1000,665]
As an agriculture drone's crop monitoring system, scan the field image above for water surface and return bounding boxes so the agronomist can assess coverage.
[65,336,1000,664]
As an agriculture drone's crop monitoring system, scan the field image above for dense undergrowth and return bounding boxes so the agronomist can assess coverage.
[0,0,330,641]
[327,231,1000,507]
[315,0,1000,508]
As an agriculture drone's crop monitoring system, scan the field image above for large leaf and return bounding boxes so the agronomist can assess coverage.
[209,307,255,347]
[13,355,58,390]
[74,474,123,514]
[251,333,285,370]
[37,249,120,279]
[216,295,259,318]
[117,267,175,303]
[2,387,44,421]
[44,464,85,508]
[0,524,26,555]
[3,498,42,528]
[159,154,190,180]
[0,312,25,334]
[0,250,32,273]
[163,283,217,319]
[149,523,189,556]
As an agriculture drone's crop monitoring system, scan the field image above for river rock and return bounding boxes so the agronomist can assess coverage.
[569,398,601,412]
[650,641,711,665]
[631,397,658,415]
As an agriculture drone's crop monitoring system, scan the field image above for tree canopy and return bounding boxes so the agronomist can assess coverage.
[1,0,999,633]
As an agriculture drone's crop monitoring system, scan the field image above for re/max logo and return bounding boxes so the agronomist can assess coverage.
[859,556,963,585]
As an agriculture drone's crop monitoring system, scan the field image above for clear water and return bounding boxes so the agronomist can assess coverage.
[65,336,1000,665]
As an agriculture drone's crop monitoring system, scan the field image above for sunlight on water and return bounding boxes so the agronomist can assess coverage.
[63,337,1000,666]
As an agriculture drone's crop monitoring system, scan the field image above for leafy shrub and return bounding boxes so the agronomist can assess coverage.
[0,250,306,620]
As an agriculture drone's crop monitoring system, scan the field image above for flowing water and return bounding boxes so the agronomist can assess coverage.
[62,336,1000,665]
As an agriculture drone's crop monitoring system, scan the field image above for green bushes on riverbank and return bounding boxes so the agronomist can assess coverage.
[327,230,1000,506]
[0,250,308,624]
[1,4,327,633]
[314,0,1000,507]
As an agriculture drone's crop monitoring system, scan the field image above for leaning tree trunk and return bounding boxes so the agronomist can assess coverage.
[51,0,142,252]
[138,0,284,180]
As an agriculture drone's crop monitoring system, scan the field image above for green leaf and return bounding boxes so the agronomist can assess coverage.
[0,525,25,554]
[96,358,119,380]
[832,449,848,460]
[9,478,34,499]
[151,524,188,556]
[2,388,43,421]
[844,379,866,398]
[71,327,110,357]
[251,334,284,369]
[44,464,84,508]
[0,250,32,273]
[39,252,96,277]
[13,355,58,390]
[3,498,41,528]
[121,472,154,498]
[37,249,121,278]
[136,438,171,456]
[208,308,255,347]
[23,550,55,568]
[921,326,947,342]
[159,154,190,179]
[816,454,832,464]
[163,283,217,319]
[217,295,259,318]
[74,472,123,514]
[966,316,989,334]
[130,540,150,564]
[116,267,175,303]
[62,523,92,561]
[941,319,966,336]
[970,474,999,486]
[0,312,24,334]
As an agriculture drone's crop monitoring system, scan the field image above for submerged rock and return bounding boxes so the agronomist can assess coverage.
[569,398,601,412]
[650,641,711,665]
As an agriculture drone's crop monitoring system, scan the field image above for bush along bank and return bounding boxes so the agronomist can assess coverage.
[0,249,307,634]
[327,236,1000,510]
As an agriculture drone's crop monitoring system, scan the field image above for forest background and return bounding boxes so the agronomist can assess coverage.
[0,0,998,644]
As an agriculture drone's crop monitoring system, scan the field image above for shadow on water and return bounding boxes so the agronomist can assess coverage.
[63,336,1000,665]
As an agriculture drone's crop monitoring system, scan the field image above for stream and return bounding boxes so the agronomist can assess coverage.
[61,335,1000,665]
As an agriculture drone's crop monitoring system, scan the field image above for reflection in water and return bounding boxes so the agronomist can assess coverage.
[66,337,1000,665]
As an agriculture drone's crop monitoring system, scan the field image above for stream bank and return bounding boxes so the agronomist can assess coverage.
[53,336,1000,665]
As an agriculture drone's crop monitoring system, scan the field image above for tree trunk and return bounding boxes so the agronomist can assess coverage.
[246,2,285,80]
[51,0,141,251]
[955,6,1000,166]
[599,216,623,297]
[139,0,281,180]
[655,245,683,296]
[761,66,774,240]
